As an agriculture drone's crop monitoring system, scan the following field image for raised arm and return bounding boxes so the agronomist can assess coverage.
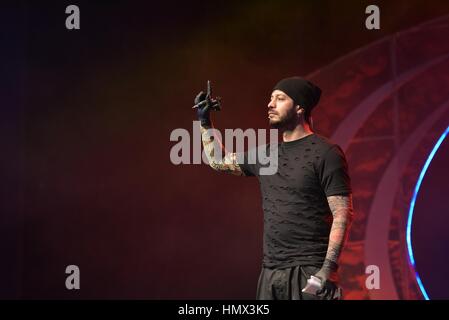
[193,81,245,176]
[200,124,244,176]
[201,126,244,176]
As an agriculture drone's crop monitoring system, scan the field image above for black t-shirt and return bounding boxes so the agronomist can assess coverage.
[238,133,352,269]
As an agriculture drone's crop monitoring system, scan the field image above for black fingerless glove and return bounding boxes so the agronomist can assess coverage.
[194,91,211,127]
[193,80,221,127]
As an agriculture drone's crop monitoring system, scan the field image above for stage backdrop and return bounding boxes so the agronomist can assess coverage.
[1,1,449,299]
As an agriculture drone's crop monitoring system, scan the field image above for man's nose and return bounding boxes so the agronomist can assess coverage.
[268,99,275,108]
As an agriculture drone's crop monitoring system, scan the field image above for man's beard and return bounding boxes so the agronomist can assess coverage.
[269,109,298,130]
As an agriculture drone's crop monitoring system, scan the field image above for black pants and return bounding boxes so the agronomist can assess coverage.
[256,264,342,300]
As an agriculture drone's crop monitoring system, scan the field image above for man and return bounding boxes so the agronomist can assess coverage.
[193,77,353,300]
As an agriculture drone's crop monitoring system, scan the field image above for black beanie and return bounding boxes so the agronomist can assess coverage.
[273,77,322,113]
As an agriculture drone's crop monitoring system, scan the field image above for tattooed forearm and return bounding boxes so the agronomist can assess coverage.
[323,195,354,271]
[200,125,244,176]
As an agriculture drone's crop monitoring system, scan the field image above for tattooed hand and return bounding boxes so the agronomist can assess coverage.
[314,259,339,299]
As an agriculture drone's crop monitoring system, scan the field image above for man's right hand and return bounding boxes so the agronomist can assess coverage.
[194,90,211,127]
[193,80,221,127]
